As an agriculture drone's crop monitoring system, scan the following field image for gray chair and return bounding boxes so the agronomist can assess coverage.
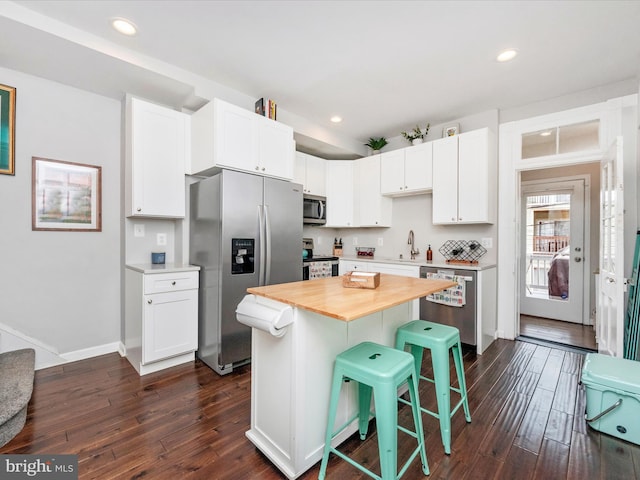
[0,348,35,448]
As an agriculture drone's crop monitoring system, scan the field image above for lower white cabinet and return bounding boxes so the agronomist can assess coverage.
[125,265,199,375]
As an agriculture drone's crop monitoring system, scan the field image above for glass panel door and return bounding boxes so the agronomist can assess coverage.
[520,180,585,323]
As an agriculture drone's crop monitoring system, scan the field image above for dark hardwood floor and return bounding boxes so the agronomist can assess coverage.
[2,339,638,479]
[520,314,598,351]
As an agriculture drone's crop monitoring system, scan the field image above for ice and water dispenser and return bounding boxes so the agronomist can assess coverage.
[232,238,255,274]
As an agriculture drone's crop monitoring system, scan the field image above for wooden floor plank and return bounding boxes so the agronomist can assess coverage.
[2,339,639,480]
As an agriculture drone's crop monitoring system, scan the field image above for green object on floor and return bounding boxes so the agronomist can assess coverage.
[395,320,471,455]
[581,352,640,446]
[318,341,429,480]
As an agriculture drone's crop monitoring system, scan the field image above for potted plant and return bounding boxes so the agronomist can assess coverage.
[401,124,430,145]
[364,137,388,154]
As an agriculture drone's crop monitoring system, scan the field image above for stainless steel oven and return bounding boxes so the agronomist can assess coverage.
[303,258,339,280]
[302,237,338,280]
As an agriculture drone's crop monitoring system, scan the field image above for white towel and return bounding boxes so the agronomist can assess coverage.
[309,261,332,280]
[425,272,466,307]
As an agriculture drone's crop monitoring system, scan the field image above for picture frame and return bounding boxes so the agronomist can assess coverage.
[0,83,16,175]
[442,123,460,138]
[32,157,102,232]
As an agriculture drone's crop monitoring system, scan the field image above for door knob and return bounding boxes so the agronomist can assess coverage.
[574,257,582,262]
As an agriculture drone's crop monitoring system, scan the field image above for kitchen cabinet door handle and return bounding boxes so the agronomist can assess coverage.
[137,207,142,212]
[171,281,176,285]
[147,299,152,304]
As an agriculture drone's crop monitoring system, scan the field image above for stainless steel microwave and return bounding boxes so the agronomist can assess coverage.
[303,194,326,225]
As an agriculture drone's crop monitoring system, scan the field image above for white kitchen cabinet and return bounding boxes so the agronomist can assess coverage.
[126,97,190,218]
[294,151,326,196]
[189,98,294,180]
[380,142,433,196]
[432,127,495,224]
[325,160,356,227]
[355,155,392,227]
[125,265,199,375]
[338,260,367,275]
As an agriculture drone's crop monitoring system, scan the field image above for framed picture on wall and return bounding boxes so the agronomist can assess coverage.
[32,157,102,231]
[442,123,460,138]
[0,83,16,175]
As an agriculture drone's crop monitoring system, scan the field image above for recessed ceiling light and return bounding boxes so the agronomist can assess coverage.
[330,116,342,123]
[496,49,518,62]
[111,17,137,36]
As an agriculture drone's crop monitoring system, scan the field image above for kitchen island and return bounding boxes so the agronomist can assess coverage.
[240,274,455,479]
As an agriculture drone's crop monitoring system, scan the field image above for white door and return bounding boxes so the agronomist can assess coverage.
[598,137,624,356]
[520,180,585,323]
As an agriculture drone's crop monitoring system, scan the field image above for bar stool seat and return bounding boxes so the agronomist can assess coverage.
[395,320,471,455]
[318,341,429,480]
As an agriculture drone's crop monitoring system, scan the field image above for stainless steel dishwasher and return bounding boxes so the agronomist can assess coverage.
[420,266,477,346]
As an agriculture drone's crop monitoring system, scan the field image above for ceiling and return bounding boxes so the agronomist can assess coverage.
[1,1,639,158]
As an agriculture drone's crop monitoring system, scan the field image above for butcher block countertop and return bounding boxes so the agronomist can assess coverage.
[247,274,456,321]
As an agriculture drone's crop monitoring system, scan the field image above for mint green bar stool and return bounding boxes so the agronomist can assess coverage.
[318,341,429,480]
[395,320,471,455]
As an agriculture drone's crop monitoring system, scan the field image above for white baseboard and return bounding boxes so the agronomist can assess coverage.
[60,342,121,364]
[0,322,122,370]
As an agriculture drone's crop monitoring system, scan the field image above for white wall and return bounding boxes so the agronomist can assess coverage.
[0,67,121,358]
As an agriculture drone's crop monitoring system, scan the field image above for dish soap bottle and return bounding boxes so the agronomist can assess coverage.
[426,244,433,263]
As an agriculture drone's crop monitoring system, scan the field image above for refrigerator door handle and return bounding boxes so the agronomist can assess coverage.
[264,204,272,285]
[258,205,266,286]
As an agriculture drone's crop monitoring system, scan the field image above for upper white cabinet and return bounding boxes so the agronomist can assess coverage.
[325,156,392,228]
[432,128,496,225]
[325,161,355,227]
[355,155,392,227]
[189,98,294,180]
[126,97,190,218]
[380,142,433,196]
[294,152,326,196]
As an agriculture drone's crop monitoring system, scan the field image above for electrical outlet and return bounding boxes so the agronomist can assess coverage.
[481,237,493,249]
[352,237,358,246]
[157,233,167,246]
[134,224,145,237]
[377,237,384,246]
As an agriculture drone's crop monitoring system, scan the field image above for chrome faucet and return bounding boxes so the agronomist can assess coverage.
[408,230,419,260]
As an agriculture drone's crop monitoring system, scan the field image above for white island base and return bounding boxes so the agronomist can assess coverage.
[245,295,413,479]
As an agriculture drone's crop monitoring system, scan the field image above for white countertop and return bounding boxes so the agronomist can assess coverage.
[339,255,496,271]
[125,263,201,274]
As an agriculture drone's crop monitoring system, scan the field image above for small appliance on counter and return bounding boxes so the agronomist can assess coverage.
[302,238,339,280]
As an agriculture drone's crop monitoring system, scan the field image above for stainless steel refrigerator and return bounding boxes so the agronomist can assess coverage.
[189,169,302,375]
